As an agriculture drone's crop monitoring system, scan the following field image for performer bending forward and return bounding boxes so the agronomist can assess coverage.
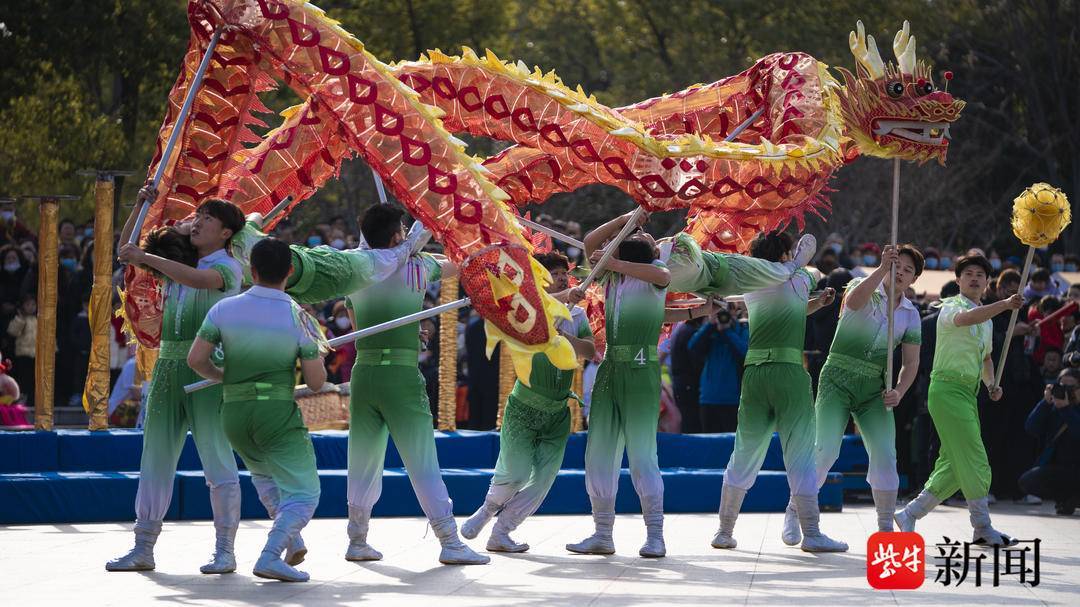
[783,245,923,547]
[895,254,1022,546]
[461,251,596,552]
[188,238,326,582]
[343,204,488,565]
[108,198,245,573]
[711,231,848,552]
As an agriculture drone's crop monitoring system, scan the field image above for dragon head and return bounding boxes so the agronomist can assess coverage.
[834,21,965,165]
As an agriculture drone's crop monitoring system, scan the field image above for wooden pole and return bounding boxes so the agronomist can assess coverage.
[993,246,1036,390]
[885,158,900,395]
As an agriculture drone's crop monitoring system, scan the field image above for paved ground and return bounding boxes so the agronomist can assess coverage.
[3,503,1076,605]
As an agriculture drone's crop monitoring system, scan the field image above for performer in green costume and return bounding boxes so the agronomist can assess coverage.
[461,250,596,553]
[782,244,923,547]
[343,204,488,565]
[895,254,1023,547]
[189,238,326,582]
[108,197,246,574]
[711,231,848,553]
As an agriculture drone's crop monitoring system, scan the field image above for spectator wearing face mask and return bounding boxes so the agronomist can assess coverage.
[823,233,855,269]
[58,219,77,249]
[305,232,324,248]
[1021,368,1080,515]
[922,247,941,271]
[326,300,356,383]
[5,295,36,406]
[1064,254,1080,274]
[987,250,1004,274]
[814,249,839,277]
[1,246,28,349]
[1024,267,1065,302]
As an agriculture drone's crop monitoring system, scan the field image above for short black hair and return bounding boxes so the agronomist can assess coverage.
[617,238,656,264]
[142,226,198,272]
[1038,295,1063,315]
[1031,268,1051,283]
[1044,346,1063,359]
[897,244,925,277]
[954,254,992,278]
[534,250,570,272]
[360,204,405,249]
[749,231,793,262]
[941,280,961,298]
[197,199,245,242]
[251,238,292,284]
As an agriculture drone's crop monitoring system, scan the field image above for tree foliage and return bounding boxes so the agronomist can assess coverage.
[1,0,1075,255]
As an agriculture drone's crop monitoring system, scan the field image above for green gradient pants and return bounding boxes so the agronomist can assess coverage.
[585,352,663,502]
[347,359,452,520]
[813,360,898,491]
[135,351,239,522]
[724,362,817,497]
[924,372,991,501]
[222,398,320,521]
[483,386,571,529]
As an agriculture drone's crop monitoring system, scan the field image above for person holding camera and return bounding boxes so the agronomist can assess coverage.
[1019,369,1080,515]
[688,302,748,433]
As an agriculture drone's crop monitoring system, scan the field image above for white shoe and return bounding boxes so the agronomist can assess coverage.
[431,516,490,565]
[285,533,308,566]
[566,508,616,555]
[894,490,942,533]
[793,495,847,553]
[781,500,801,546]
[462,502,499,540]
[710,530,737,549]
[487,527,529,553]
[254,552,309,582]
[105,520,160,572]
[1015,494,1042,505]
[345,540,383,561]
[345,506,383,561]
[790,234,817,268]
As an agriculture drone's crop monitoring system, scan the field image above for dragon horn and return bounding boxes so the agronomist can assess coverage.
[849,20,885,79]
[893,20,916,76]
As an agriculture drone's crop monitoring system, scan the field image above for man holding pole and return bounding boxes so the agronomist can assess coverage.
[187,238,326,582]
[343,204,488,565]
[107,193,245,573]
[782,244,923,546]
[895,254,1023,546]
[711,230,847,553]
[566,210,674,558]
[461,250,596,552]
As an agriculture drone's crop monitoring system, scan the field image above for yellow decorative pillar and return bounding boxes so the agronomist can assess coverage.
[437,275,458,431]
[30,198,59,429]
[82,174,121,429]
[570,365,585,432]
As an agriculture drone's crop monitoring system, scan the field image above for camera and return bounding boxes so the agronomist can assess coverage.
[1051,382,1073,402]
[715,308,732,325]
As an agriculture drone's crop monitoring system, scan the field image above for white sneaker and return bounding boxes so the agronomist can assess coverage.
[790,234,817,268]
[1015,494,1042,505]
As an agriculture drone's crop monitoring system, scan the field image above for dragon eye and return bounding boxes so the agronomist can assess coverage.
[921,81,935,95]
[887,81,904,98]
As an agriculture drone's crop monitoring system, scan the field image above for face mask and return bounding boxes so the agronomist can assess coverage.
[939,258,952,270]
[829,243,843,254]
[60,258,77,272]
[1067,264,1078,272]
[0,211,13,222]
[84,228,93,238]
[925,258,939,270]
[863,255,878,266]
[334,316,350,330]
[990,258,1002,271]
[1052,263,1064,273]
[307,236,323,247]
[565,246,581,259]
[3,262,19,273]
[331,238,346,250]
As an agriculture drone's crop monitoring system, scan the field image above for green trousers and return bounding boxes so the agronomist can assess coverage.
[924,373,991,501]
[347,360,452,520]
[724,362,817,497]
[135,353,239,522]
[813,359,898,491]
[484,386,571,529]
[585,356,663,502]
[222,398,321,520]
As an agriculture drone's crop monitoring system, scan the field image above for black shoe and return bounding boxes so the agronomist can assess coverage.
[1055,499,1076,516]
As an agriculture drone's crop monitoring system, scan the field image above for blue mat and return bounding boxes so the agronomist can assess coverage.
[0,472,180,524]
[0,430,869,473]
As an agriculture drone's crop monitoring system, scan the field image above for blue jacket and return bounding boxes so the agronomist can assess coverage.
[1025,399,1080,467]
[689,320,748,406]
